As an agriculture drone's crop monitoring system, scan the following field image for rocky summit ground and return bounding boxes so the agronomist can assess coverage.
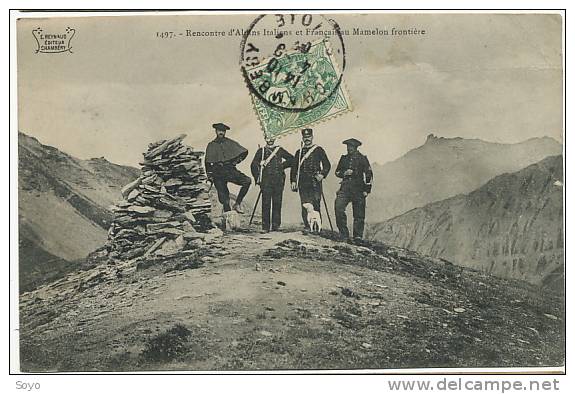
[19,230,564,372]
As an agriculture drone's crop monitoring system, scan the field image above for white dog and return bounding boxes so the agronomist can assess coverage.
[302,203,322,233]
[223,210,241,230]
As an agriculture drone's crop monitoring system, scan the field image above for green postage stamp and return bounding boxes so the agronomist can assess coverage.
[244,39,352,139]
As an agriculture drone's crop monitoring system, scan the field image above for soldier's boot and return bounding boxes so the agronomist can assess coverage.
[233,202,245,214]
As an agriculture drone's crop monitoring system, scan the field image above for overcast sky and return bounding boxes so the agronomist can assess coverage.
[17,13,563,167]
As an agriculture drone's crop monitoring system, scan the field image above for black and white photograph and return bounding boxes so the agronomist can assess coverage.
[11,10,565,374]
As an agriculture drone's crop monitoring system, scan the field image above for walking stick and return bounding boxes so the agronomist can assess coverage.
[320,188,334,231]
[249,190,262,225]
[249,145,265,226]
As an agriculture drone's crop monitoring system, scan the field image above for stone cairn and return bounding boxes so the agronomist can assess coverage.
[106,134,222,261]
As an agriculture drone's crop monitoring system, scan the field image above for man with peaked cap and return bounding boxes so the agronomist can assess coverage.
[250,136,294,232]
[290,128,331,230]
[205,123,251,213]
[334,138,373,241]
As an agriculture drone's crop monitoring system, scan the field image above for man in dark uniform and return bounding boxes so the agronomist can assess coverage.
[205,123,251,213]
[290,128,331,230]
[250,136,294,232]
[334,138,373,241]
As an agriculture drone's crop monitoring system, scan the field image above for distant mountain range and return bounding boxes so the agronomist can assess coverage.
[360,134,563,222]
[18,132,140,292]
[370,155,564,290]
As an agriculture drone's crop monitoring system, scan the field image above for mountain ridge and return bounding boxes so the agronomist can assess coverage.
[370,155,564,289]
[359,133,562,222]
[18,131,140,292]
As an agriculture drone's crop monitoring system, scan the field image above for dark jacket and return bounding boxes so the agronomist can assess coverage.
[335,151,373,193]
[290,145,331,185]
[205,137,249,178]
[250,146,294,187]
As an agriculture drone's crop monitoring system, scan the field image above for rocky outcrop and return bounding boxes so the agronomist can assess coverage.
[372,155,563,290]
[105,134,220,261]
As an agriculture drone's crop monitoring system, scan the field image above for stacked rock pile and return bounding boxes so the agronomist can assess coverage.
[107,134,222,260]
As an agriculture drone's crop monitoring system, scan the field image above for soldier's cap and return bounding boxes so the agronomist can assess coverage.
[212,123,230,131]
[301,128,313,137]
[343,138,362,147]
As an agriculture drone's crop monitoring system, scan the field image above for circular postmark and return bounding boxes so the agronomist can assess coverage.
[239,14,346,113]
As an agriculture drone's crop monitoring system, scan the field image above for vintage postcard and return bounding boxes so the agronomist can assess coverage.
[12,11,564,373]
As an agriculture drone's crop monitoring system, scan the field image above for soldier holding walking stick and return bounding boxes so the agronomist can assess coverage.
[250,136,294,232]
[290,128,331,232]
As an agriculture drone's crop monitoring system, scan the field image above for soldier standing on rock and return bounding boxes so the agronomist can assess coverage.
[250,136,294,232]
[205,123,251,213]
[290,128,331,231]
[334,138,373,241]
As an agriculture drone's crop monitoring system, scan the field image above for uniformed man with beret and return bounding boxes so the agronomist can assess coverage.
[290,128,331,230]
[250,136,294,232]
[205,123,251,213]
[334,138,373,240]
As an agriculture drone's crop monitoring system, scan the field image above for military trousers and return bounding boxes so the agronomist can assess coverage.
[213,166,251,212]
[260,179,285,231]
[298,179,322,229]
[334,187,366,239]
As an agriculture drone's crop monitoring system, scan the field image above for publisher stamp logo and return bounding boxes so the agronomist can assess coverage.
[32,27,76,54]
